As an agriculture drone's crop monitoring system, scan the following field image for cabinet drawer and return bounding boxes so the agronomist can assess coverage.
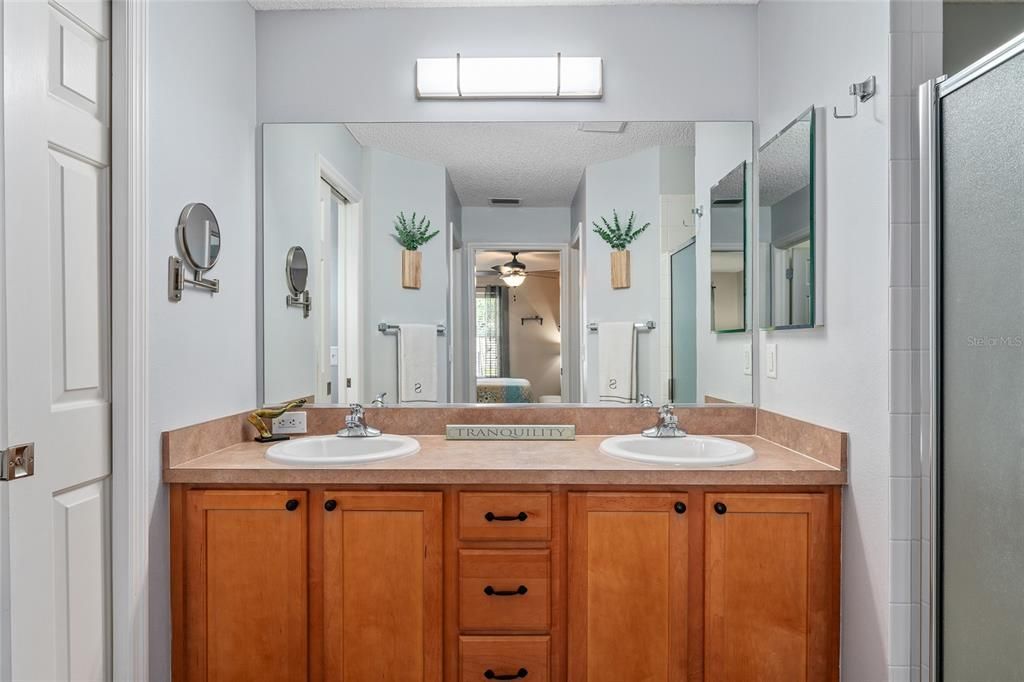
[459,636,549,682]
[460,550,551,632]
[459,492,551,541]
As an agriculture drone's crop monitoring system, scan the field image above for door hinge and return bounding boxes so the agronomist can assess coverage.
[1,443,35,481]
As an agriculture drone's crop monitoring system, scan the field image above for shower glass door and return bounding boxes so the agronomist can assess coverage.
[935,35,1024,679]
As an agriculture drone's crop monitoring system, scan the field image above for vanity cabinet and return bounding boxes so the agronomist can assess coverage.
[322,491,443,682]
[567,493,690,682]
[176,490,309,681]
[703,492,833,681]
[171,486,839,682]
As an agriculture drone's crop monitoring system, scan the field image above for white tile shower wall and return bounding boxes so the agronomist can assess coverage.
[888,1,941,680]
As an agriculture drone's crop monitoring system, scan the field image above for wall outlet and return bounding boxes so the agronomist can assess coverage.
[743,344,752,376]
[766,343,778,379]
[272,411,307,435]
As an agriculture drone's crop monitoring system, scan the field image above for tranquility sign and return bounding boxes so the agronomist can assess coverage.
[445,424,576,441]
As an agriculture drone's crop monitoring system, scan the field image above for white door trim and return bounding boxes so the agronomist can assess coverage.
[111,1,149,680]
[317,154,363,404]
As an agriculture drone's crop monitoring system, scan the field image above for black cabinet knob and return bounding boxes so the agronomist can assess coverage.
[674,501,687,514]
[285,499,300,512]
[714,502,727,515]
[484,511,528,522]
[324,499,337,512]
[484,669,528,680]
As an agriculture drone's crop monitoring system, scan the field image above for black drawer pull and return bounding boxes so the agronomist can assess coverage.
[484,584,528,597]
[714,502,727,515]
[324,499,337,512]
[285,499,299,511]
[484,511,528,522]
[484,669,528,680]
[674,501,686,514]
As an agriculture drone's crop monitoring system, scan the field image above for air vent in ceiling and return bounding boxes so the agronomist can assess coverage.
[578,121,626,133]
[490,198,521,206]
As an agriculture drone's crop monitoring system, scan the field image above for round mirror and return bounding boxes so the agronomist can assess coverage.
[286,246,309,295]
[176,203,221,272]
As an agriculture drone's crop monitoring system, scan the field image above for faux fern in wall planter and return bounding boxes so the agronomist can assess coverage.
[393,212,438,289]
[592,210,651,289]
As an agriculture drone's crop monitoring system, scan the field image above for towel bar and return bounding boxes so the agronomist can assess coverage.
[378,322,447,336]
[587,321,656,333]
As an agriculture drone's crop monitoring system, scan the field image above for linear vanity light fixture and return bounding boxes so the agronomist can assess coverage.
[416,53,603,99]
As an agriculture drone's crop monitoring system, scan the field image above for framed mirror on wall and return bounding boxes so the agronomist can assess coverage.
[258,121,756,408]
[758,106,824,330]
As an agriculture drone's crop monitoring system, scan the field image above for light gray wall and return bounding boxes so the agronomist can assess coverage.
[694,122,753,405]
[261,124,363,404]
[147,2,256,679]
[758,1,891,678]
[583,146,661,401]
[363,149,448,401]
[254,6,758,123]
[944,2,1024,74]
[462,206,571,244]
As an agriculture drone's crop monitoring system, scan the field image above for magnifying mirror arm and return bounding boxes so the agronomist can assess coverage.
[168,256,221,301]
[286,290,311,318]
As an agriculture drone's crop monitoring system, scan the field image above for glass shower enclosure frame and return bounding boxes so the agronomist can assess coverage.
[922,31,1024,680]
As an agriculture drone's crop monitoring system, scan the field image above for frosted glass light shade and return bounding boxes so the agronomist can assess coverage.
[500,272,527,288]
[416,56,603,99]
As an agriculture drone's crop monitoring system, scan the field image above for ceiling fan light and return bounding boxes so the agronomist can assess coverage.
[500,272,526,288]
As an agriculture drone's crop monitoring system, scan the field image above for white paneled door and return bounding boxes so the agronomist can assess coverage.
[2,1,112,680]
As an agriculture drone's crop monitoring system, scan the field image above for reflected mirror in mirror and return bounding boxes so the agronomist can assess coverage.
[709,161,748,333]
[286,246,309,295]
[759,107,817,329]
[177,202,221,272]
[260,122,754,407]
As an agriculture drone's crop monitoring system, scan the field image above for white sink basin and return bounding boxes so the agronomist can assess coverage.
[599,435,755,467]
[266,434,420,467]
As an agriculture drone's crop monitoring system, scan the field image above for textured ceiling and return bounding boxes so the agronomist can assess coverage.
[758,118,811,206]
[475,250,561,271]
[347,122,695,207]
[252,0,754,9]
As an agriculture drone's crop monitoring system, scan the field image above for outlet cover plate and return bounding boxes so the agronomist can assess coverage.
[272,411,307,435]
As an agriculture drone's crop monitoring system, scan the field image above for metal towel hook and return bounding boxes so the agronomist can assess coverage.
[833,75,877,119]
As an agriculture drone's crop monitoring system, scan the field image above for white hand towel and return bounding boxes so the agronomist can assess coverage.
[398,324,438,404]
[598,322,637,404]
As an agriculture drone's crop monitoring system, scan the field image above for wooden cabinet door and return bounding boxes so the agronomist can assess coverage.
[322,491,443,682]
[568,493,689,682]
[182,489,308,682]
[704,492,831,682]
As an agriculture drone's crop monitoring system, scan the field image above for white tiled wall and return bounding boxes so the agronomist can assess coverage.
[888,1,940,680]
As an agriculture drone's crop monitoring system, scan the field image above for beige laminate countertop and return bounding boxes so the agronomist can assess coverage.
[164,434,845,486]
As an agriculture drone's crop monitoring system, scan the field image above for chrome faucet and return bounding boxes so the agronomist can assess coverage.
[371,392,388,407]
[638,393,654,407]
[337,403,381,438]
[642,404,688,438]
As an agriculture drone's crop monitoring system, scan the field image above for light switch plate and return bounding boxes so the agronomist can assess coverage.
[272,411,307,435]
[743,344,752,376]
[329,346,339,367]
[766,343,778,379]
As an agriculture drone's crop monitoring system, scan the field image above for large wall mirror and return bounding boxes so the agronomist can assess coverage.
[260,121,755,407]
[758,107,821,330]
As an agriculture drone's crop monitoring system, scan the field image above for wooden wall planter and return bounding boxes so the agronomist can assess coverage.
[610,250,631,289]
[403,250,422,289]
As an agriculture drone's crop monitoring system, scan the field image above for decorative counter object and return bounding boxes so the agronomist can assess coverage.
[393,211,439,289]
[592,210,650,290]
